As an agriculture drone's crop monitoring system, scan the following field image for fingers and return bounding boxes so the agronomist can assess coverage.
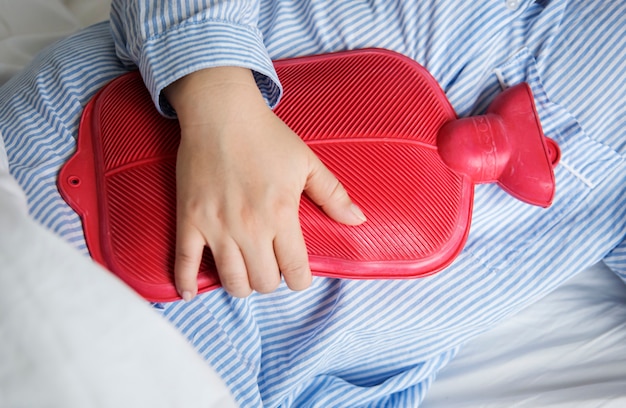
[174,222,204,302]
[273,211,312,292]
[236,228,281,295]
[304,156,367,226]
[210,238,252,298]
[175,207,306,300]
[214,205,309,296]
[174,155,364,301]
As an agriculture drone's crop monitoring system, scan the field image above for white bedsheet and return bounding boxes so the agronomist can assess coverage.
[424,261,626,407]
[0,0,110,85]
[1,1,624,407]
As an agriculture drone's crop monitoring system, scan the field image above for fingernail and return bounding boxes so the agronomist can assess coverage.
[181,291,193,302]
[350,204,367,222]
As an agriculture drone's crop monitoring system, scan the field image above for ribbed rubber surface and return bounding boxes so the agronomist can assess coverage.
[60,49,473,301]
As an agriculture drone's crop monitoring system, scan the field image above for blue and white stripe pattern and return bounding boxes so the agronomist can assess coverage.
[1,0,625,406]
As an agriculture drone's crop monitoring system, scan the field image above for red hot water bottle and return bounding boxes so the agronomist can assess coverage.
[58,49,559,301]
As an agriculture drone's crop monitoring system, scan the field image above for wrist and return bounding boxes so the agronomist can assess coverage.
[164,66,267,126]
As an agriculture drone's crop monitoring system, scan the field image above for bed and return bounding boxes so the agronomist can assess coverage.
[1,1,624,407]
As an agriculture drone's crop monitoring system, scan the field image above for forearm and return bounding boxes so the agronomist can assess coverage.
[109,0,281,116]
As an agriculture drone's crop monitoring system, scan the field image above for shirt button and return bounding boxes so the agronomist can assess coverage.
[505,0,521,10]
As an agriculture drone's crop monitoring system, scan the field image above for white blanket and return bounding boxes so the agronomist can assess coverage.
[0,1,236,407]
[0,161,236,408]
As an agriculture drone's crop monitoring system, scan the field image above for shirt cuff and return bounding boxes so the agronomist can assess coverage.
[137,19,282,117]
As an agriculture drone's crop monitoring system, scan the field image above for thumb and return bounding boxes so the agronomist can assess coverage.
[304,157,366,226]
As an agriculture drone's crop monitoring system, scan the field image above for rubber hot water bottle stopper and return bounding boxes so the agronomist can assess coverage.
[58,49,560,301]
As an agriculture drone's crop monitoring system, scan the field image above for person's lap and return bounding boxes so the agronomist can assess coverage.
[0,23,128,249]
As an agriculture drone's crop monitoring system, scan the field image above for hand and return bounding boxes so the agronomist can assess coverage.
[164,67,366,300]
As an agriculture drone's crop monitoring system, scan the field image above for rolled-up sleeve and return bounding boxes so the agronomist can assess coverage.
[109,0,282,116]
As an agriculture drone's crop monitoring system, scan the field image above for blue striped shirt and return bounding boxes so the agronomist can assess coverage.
[1,1,625,406]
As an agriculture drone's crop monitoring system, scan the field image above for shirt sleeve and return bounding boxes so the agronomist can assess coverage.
[109,0,282,117]
[604,237,626,284]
